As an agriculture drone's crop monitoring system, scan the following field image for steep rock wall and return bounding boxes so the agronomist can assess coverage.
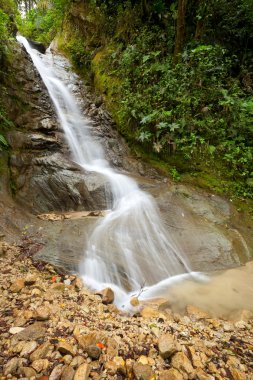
[2,43,109,213]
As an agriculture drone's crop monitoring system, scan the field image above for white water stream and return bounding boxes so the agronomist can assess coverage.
[17,36,206,309]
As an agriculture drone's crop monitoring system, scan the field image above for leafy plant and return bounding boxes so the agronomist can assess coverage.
[0,134,8,150]
[170,167,181,182]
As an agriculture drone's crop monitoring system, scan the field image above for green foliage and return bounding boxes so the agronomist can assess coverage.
[0,9,13,69]
[18,0,71,45]
[0,134,9,151]
[0,0,16,162]
[170,167,181,182]
[0,10,9,62]
[0,0,17,14]
[0,106,12,151]
[102,29,253,198]
[0,0,17,75]
[66,38,91,70]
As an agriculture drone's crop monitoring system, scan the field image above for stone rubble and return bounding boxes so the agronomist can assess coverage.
[0,242,252,380]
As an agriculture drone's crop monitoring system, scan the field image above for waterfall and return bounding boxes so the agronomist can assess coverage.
[17,36,201,308]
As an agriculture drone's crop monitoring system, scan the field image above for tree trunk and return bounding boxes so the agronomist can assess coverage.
[195,0,205,41]
[195,19,204,40]
[141,0,149,19]
[173,0,188,65]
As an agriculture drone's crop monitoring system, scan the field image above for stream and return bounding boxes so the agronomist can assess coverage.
[16,36,253,316]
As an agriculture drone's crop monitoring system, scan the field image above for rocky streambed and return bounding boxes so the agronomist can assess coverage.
[0,241,253,380]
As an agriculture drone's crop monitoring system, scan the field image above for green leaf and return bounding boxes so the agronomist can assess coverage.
[169,123,180,132]
[0,134,8,150]
[208,145,216,155]
[143,55,151,63]
[140,111,159,124]
[162,110,173,118]
[157,122,169,129]
[137,130,152,142]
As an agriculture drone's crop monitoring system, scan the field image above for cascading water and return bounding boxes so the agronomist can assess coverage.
[17,36,204,308]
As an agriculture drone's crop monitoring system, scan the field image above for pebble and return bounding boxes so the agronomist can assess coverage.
[34,306,50,321]
[24,275,37,286]
[20,341,38,357]
[58,341,76,356]
[4,358,19,375]
[31,358,50,372]
[86,345,101,359]
[9,327,25,334]
[21,367,37,378]
[10,279,24,293]
[49,364,63,380]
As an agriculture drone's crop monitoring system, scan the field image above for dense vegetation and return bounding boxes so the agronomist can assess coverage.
[10,1,253,201]
[0,0,17,153]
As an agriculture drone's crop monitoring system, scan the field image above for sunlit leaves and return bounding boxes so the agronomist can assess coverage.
[137,130,152,142]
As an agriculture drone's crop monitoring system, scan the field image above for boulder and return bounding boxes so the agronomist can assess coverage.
[11,322,46,343]
[158,334,180,359]
[61,366,75,380]
[195,368,213,380]
[105,356,126,376]
[75,331,98,349]
[140,307,159,318]
[228,367,246,380]
[74,363,90,380]
[137,356,149,365]
[171,352,195,377]
[10,278,24,293]
[186,305,209,320]
[159,369,183,380]
[133,362,155,380]
[97,287,114,304]
[130,297,140,306]
[106,337,119,359]
[187,346,205,369]
[30,341,53,361]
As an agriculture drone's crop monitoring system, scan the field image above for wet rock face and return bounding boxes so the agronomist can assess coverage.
[7,44,110,213]
[27,38,46,54]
